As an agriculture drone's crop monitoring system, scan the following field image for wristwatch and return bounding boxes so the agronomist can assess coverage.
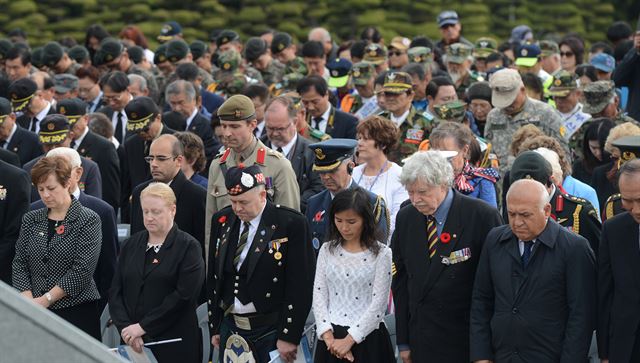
[44,292,53,303]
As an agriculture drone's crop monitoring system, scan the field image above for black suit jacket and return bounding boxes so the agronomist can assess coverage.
[109,225,204,362]
[391,190,503,362]
[163,112,222,161]
[470,219,596,362]
[264,136,323,212]
[15,105,55,131]
[124,125,175,197]
[24,155,102,202]
[598,212,640,361]
[130,170,206,254]
[6,126,43,166]
[0,160,30,283]
[323,106,358,140]
[591,160,618,212]
[207,202,316,344]
[0,147,20,166]
[77,130,121,211]
[96,106,135,141]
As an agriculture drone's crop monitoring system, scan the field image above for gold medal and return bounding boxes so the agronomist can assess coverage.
[274,251,282,260]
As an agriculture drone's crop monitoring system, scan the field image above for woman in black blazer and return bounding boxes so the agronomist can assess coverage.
[109,182,205,363]
[12,156,102,338]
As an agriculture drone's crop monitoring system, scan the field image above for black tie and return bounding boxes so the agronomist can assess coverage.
[253,127,259,136]
[30,118,38,132]
[115,112,124,143]
[276,146,284,154]
[0,140,6,149]
[521,241,534,268]
[313,116,323,130]
[70,140,76,149]
[87,101,94,113]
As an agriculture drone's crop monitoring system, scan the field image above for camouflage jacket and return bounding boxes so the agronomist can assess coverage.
[379,106,435,164]
[285,57,308,76]
[455,71,483,100]
[260,60,286,86]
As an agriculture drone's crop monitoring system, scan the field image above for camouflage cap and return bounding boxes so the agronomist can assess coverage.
[350,62,375,86]
[383,71,413,94]
[0,39,12,60]
[166,39,190,63]
[217,73,247,96]
[473,37,498,58]
[190,40,208,60]
[539,40,560,57]
[548,70,577,97]
[281,73,304,91]
[446,43,473,64]
[42,42,64,68]
[39,114,70,145]
[434,100,467,122]
[217,94,256,121]
[53,74,79,93]
[217,49,241,73]
[362,43,387,65]
[582,80,615,115]
[408,46,433,64]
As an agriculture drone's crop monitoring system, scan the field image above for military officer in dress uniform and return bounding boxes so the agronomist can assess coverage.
[602,135,640,221]
[509,151,601,254]
[304,139,389,250]
[207,164,315,363]
[206,95,300,259]
[378,71,434,164]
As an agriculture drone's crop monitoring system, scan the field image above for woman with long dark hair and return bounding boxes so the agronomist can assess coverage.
[572,118,615,184]
[313,188,394,363]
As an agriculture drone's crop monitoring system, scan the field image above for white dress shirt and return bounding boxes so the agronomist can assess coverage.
[390,109,410,127]
[313,105,332,133]
[186,108,198,130]
[72,127,89,150]
[31,102,52,134]
[111,109,128,137]
[2,124,17,148]
[232,203,266,314]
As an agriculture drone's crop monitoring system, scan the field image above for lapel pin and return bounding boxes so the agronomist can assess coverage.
[254,247,260,253]
[260,230,265,236]
[271,225,276,230]
[453,234,457,238]
[152,258,159,264]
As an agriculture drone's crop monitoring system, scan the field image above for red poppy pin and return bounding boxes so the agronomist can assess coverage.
[440,232,451,244]
[56,224,65,235]
[314,210,325,222]
[218,215,227,224]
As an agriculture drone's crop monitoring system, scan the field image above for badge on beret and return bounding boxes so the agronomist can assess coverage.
[241,172,254,188]
[314,148,325,160]
[222,37,229,43]
[11,93,17,100]
[159,55,166,62]
[47,123,55,131]
[278,43,284,51]
[105,54,113,61]
[59,106,66,114]
[234,109,242,118]
[131,112,137,119]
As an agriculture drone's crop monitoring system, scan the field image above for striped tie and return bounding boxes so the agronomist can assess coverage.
[427,216,438,258]
[234,222,251,266]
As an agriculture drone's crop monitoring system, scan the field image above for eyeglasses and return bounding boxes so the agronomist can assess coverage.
[144,155,177,163]
[560,51,574,57]
[388,51,405,57]
[103,93,123,102]
[266,124,293,133]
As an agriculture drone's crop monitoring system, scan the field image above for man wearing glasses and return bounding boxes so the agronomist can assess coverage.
[388,37,411,71]
[97,71,134,145]
[378,72,434,164]
[435,10,473,54]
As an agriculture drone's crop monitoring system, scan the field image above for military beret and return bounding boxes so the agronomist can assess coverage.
[383,71,413,94]
[582,80,615,115]
[0,39,12,60]
[309,138,357,172]
[158,21,182,43]
[0,97,12,125]
[154,44,169,64]
[39,114,70,145]
[190,40,208,60]
[217,30,240,48]
[224,164,266,196]
[31,47,44,68]
[8,78,37,112]
[434,100,467,122]
[271,32,293,54]
[166,39,190,63]
[53,74,79,94]
[57,98,88,125]
[217,95,256,121]
[67,45,89,64]
[124,96,159,133]
[510,150,552,185]
[94,38,124,66]
[244,37,268,63]
[42,42,64,68]
[127,46,145,64]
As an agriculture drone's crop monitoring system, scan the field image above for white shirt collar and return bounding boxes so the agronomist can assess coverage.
[390,109,410,126]
[320,104,332,122]
[280,133,298,158]
[255,120,265,135]
[4,123,18,146]
[35,102,51,122]
[71,187,81,199]
[89,91,103,111]
[186,108,198,129]
[111,136,120,149]
[73,127,89,149]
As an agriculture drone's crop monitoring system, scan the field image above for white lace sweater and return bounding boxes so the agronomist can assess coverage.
[312,242,392,343]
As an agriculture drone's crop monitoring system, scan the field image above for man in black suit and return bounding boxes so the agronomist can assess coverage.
[207,164,316,362]
[9,78,55,134]
[122,97,175,219]
[297,75,358,140]
[470,177,595,362]
[0,159,30,283]
[96,71,134,144]
[130,134,206,253]
[58,98,121,212]
[0,97,43,166]
[30,147,118,311]
[598,158,640,362]
[391,150,503,363]
[264,96,323,212]
[164,80,221,161]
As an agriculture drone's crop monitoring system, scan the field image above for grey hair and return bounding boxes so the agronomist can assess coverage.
[165,79,196,103]
[265,95,298,122]
[127,74,147,92]
[619,159,640,179]
[535,147,562,183]
[309,27,331,42]
[400,151,454,187]
[46,147,81,168]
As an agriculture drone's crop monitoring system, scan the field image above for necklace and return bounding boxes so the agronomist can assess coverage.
[357,161,388,191]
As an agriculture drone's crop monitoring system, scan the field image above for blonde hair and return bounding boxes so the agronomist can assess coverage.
[140,182,176,206]
[605,122,640,155]
[510,124,545,156]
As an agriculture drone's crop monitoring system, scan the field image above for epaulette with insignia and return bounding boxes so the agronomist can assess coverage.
[256,147,267,165]
[603,193,622,222]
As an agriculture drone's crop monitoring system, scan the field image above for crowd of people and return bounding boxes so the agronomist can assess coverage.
[1,9,640,363]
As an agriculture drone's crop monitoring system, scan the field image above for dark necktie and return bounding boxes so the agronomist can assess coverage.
[30,117,38,132]
[427,215,438,259]
[70,140,76,149]
[87,101,94,113]
[234,222,251,266]
[521,241,534,268]
[115,112,124,143]
[312,116,323,130]
[0,140,6,149]
[276,146,284,154]
[253,126,259,136]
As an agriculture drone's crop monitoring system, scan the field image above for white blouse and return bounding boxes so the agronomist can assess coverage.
[312,242,392,344]
[353,162,408,239]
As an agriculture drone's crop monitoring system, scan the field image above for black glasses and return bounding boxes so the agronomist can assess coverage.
[560,51,574,57]
[388,51,404,57]
[144,155,177,163]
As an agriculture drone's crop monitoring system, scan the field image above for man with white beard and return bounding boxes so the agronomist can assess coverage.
[445,43,482,100]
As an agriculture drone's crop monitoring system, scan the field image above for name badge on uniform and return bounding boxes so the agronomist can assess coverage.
[441,247,471,265]
[404,128,424,145]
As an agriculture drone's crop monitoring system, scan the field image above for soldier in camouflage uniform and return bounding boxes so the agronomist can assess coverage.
[363,43,388,74]
[378,71,434,163]
[41,41,82,76]
[351,62,380,119]
[484,69,567,174]
[244,37,285,87]
[570,80,640,160]
[271,32,308,76]
[408,46,434,69]
[445,43,483,100]
[213,49,247,97]
[165,39,214,89]
[472,37,498,73]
